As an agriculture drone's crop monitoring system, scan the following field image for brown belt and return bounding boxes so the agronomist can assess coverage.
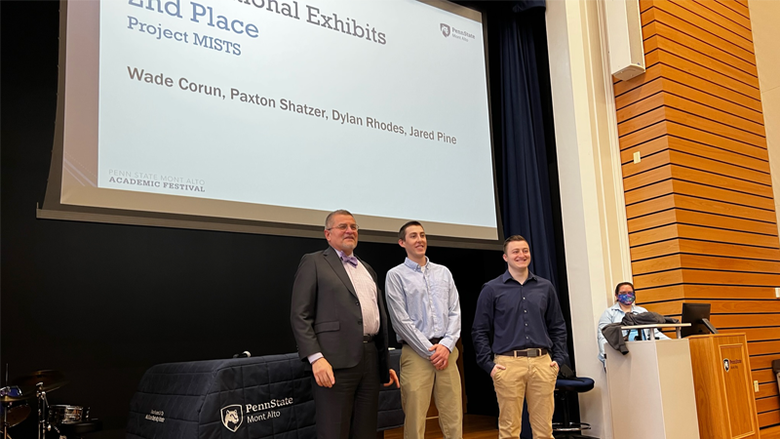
[497,348,548,357]
[363,335,375,343]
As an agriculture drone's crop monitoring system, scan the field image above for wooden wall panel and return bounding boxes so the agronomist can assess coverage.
[614,0,780,430]
[629,209,779,236]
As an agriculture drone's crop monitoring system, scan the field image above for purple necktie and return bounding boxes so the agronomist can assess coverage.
[341,254,358,267]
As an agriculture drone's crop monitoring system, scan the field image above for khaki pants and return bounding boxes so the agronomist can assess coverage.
[399,344,463,439]
[492,353,557,439]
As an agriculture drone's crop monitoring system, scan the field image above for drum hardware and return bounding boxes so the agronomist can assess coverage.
[1,386,32,439]
[48,405,91,438]
[2,371,99,439]
[48,405,90,426]
[45,403,96,439]
[37,385,51,439]
[7,371,68,439]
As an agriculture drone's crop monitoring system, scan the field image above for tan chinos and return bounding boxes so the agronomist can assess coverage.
[399,345,463,439]
[492,353,558,439]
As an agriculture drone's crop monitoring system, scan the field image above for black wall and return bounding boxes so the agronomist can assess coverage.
[1,2,508,437]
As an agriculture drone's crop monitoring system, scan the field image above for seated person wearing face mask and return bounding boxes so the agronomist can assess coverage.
[597,282,670,367]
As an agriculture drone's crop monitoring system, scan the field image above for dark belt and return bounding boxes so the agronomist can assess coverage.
[402,337,442,345]
[363,335,375,343]
[497,348,548,357]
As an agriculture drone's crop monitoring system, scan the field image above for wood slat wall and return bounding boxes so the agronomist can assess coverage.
[614,0,780,431]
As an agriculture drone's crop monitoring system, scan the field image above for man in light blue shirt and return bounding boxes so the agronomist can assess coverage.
[385,221,462,439]
[597,281,669,366]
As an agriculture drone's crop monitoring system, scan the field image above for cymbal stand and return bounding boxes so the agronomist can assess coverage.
[3,405,9,439]
[3,364,8,439]
[36,384,50,439]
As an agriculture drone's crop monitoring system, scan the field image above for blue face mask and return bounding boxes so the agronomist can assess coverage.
[617,291,636,306]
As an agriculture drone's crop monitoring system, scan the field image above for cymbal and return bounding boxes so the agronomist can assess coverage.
[0,404,31,427]
[11,370,68,393]
[0,395,31,403]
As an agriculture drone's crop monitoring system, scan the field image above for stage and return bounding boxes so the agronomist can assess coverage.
[384,414,499,439]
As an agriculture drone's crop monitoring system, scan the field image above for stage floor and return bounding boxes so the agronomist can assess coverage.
[384,414,499,439]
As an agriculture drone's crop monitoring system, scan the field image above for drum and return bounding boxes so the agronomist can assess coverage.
[48,405,89,425]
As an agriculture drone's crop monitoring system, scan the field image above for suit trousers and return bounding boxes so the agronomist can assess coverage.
[399,345,463,439]
[492,353,557,439]
[312,341,380,439]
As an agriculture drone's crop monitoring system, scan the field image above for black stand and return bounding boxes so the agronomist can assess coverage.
[36,387,48,439]
[701,318,718,334]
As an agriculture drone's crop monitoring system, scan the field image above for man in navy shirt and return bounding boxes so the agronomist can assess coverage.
[472,235,568,439]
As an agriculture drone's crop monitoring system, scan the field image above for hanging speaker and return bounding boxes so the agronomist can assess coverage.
[605,0,646,81]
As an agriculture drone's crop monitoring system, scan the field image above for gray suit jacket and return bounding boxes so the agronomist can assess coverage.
[290,246,390,382]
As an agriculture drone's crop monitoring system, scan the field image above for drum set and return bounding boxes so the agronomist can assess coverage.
[0,370,98,439]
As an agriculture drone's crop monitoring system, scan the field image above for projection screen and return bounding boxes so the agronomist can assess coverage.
[39,0,502,247]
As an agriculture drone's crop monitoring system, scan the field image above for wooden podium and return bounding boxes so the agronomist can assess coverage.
[688,334,760,439]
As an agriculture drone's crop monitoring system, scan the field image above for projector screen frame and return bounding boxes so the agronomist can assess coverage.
[38,0,504,250]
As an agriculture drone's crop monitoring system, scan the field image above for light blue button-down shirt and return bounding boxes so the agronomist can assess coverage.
[385,257,461,358]
[597,302,670,366]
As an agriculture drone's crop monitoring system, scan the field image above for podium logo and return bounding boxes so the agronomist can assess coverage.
[723,358,730,372]
[221,404,244,432]
[440,23,451,37]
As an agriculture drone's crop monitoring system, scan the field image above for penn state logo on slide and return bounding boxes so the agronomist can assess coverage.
[440,23,451,37]
[723,358,730,372]
[220,404,244,432]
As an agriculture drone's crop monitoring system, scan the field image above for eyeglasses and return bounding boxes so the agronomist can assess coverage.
[327,223,359,231]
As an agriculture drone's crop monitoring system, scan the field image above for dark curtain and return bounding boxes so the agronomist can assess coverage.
[496,4,560,288]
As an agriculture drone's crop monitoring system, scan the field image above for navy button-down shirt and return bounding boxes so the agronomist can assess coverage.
[471,270,568,374]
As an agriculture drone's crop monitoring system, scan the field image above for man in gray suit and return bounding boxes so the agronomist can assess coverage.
[290,209,399,439]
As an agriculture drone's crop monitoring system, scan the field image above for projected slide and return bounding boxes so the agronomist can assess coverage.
[60,0,498,240]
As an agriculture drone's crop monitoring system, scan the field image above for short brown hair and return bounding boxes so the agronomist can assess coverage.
[325,209,354,229]
[614,282,634,297]
[503,235,528,254]
[398,221,423,241]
